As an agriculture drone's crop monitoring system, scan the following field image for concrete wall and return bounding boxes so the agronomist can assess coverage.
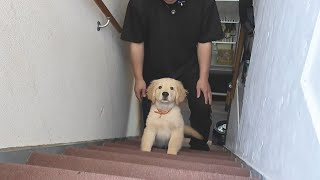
[0,0,140,149]
[226,0,320,179]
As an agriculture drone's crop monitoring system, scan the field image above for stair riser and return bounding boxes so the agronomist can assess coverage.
[64,148,249,177]
[27,153,252,180]
[113,140,231,156]
[87,146,241,166]
[103,143,234,160]
[0,163,138,180]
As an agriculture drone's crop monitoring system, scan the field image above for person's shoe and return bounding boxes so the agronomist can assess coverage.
[189,139,210,151]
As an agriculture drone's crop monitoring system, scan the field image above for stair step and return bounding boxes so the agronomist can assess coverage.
[109,140,230,156]
[87,145,241,166]
[115,139,230,156]
[0,163,137,180]
[27,152,253,180]
[102,143,233,160]
[64,147,249,177]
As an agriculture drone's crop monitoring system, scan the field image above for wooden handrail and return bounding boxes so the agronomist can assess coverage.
[93,0,122,33]
[225,25,246,109]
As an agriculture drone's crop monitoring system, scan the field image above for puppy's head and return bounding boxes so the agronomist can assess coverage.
[147,78,187,105]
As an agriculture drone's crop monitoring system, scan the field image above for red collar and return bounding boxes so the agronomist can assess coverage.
[154,108,172,118]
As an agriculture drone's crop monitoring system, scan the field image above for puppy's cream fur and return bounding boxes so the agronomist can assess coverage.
[141,78,203,155]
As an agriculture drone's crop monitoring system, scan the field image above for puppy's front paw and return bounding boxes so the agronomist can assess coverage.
[141,147,152,152]
[167,150,178,155]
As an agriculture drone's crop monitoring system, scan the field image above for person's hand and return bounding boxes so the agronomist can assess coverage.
[196,78,212,105]
[134,79,146,101]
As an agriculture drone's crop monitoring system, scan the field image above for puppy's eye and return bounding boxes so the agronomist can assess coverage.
[158,86,162,89]
[170,87,174,90]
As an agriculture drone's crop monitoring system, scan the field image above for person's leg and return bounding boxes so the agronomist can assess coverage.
[179,70,212,151]
[187,91,212,151]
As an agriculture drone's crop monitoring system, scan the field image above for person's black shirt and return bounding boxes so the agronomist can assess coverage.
[121,0,223,83]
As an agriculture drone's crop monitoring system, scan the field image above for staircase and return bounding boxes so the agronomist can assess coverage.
[0,138,256,180]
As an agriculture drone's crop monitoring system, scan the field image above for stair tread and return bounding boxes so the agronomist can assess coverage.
[27,152,254,180]
[67,146,234,166]
[111,139,231,156]
[64,147,249,176]
[87,145,240,165]
[102,143,233,160]
[0,163,138,180]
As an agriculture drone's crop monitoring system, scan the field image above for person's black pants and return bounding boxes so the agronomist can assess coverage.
[142,69,212,145]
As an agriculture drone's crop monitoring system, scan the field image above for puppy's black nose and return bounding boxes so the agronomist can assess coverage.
[162,92,169,97]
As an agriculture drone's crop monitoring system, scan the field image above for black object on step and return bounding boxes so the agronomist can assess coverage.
[212,120,227,146]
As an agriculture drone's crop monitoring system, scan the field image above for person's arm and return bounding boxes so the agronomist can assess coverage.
[196,1,224,105]
[196,42,212,105]
[129,42,146,101]
[121,1,146,101]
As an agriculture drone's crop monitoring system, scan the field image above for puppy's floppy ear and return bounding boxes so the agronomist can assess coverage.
[146,80,157,103]
[175,80,187,104]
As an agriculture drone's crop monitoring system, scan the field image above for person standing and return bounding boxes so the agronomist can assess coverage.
[121,0,223,151]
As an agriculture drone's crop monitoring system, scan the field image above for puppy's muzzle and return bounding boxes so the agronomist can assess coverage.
[162,92,169,100]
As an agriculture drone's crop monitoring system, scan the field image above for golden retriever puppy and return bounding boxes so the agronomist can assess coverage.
[141,78,203,155]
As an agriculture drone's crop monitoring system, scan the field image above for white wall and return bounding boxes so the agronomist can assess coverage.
[226,0,320,179]
[0,0,140,149]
